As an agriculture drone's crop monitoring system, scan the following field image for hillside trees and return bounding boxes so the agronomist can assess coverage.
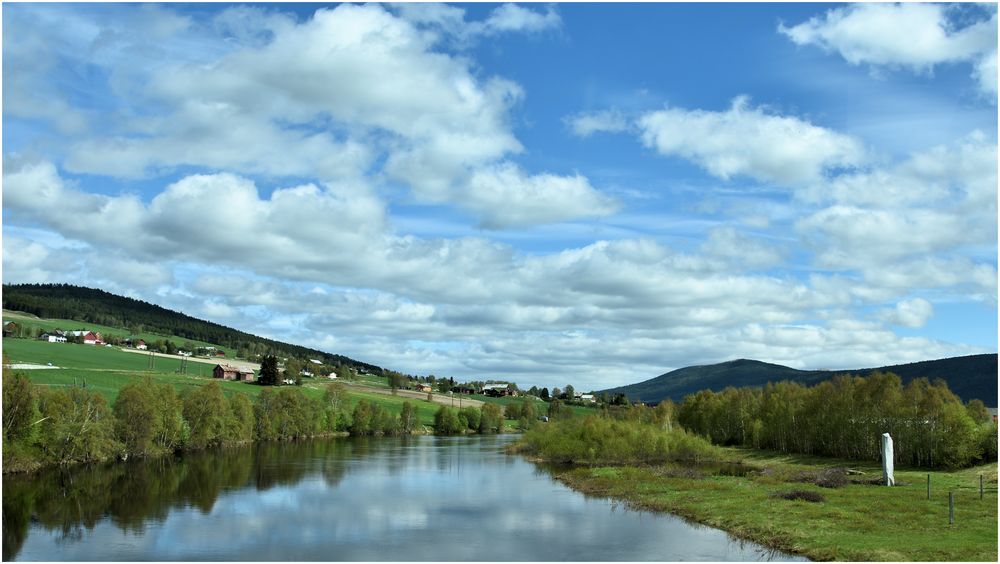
[677,372,994,469]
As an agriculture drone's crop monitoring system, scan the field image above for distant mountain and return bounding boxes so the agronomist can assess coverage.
[602,354,999,406]
[2,283,387,374]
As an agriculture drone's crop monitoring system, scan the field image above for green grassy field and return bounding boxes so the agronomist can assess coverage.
[553,449,998,561]
[3,310,234,356]
[3,337,452,429]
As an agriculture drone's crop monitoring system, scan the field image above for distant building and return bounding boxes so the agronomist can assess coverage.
[988,408,998,424]
[309,359,323,365]
[579,394,596,403]
[39,332,67,343]
[482,383,516,397]
[215,350,226,357]
[213,364,255,382]
[3,322,18,337]
[66,330,102,345]
[135,339,147,350]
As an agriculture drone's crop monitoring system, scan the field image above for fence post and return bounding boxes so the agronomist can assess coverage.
[927,474,931,500]
[949,491,954,525]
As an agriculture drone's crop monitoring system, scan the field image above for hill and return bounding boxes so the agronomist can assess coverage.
[602,354,999,406]
[2,283,386,374]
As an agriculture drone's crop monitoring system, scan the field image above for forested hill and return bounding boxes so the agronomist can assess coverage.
[2,283,386,374]
[602,354,999,406]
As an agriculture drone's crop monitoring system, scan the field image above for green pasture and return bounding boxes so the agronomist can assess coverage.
[2,310,233,356]
[558,449,998,561]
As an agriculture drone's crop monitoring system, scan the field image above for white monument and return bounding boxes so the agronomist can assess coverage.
[881,433,895,486]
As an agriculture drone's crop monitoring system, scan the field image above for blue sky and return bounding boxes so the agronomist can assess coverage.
[3,3,997,391]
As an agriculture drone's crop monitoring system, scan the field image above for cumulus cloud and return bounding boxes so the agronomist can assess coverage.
[879,298,934,328]
[780,3,998,96]
[463,163,619,228]
[42,3,603,228]
[636,97,866,184]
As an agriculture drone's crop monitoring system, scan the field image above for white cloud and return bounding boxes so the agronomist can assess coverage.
[45,3,604,228]
[477,4,561,36]
[879,298,934,328]
[463,163,619,228]
[636,97,866,184]
[565,109,630,138]
[780,3,998,96]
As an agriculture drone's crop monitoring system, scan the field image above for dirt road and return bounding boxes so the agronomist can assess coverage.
[118,348,261,372]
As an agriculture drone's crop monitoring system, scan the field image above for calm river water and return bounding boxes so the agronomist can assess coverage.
[3,435,806,561]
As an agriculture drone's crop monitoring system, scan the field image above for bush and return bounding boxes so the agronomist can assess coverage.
[511,416,720,465]
[479,403,502,434]
[773,490,825,502]
[36,386,118,464]
[434,406,464,435]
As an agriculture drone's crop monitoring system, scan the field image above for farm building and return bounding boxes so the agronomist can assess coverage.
[3,322,18,337]
[39,332,68,343]
[65,330,103,345]
[213,364,256,382]
[135,339,147,350]
[482,383,517,397]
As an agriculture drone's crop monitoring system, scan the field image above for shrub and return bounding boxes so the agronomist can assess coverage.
[511,415,720,465]
[773,490,825,503]
[434,406,464,435]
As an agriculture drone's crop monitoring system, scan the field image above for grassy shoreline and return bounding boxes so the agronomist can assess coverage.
[544,448,997,561]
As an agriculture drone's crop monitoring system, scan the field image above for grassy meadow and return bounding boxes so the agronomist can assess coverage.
[554,449,997,561]
[3,310,234,356]
[2,336,465,430]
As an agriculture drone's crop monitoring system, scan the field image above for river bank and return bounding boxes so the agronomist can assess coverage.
[547,448,997,561]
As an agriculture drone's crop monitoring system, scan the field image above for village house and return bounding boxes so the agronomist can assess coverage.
[39,332,68,343]
[578,393,596,403]
[482,383,517,397]
[213,363,256,382]
[66,330,103,345]
[135,339,147,350]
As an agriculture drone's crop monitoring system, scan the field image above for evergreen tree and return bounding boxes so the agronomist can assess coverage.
[259,355,279,386]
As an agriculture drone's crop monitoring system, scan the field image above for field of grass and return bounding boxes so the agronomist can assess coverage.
[469,393,598,417]
[552,448,998,561]
[2,310,234,356]
[3,337,471,429]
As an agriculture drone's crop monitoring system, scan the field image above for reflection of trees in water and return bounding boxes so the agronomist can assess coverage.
[1,437,396,560]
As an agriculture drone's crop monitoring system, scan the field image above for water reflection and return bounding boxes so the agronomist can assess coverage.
[4,435,806,561]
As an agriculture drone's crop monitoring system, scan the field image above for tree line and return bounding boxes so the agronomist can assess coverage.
[676,372,997,469]
[2,363,516,472]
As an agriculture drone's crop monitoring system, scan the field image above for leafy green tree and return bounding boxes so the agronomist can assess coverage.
[399,402,417,434]
[479,403,503,433]
[460,406,481,431]
[351,400,375,435]
[2,361,39,444]
[434,406,463,435]
[564,385,575,400]
[114,380,162,456]
[183,382,233,449]
[35,386,118,463]
[540,387,550,401]
[548,399,571,420]
[966,399,991,424]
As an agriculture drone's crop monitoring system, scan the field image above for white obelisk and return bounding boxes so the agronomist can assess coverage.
[881,433,895,486]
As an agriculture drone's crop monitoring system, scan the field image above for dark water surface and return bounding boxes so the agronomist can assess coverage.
[3,435,806,561]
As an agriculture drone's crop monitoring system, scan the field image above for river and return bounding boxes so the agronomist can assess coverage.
[3,435,806,561]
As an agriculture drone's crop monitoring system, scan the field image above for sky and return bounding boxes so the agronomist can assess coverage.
[3,2,997,392]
